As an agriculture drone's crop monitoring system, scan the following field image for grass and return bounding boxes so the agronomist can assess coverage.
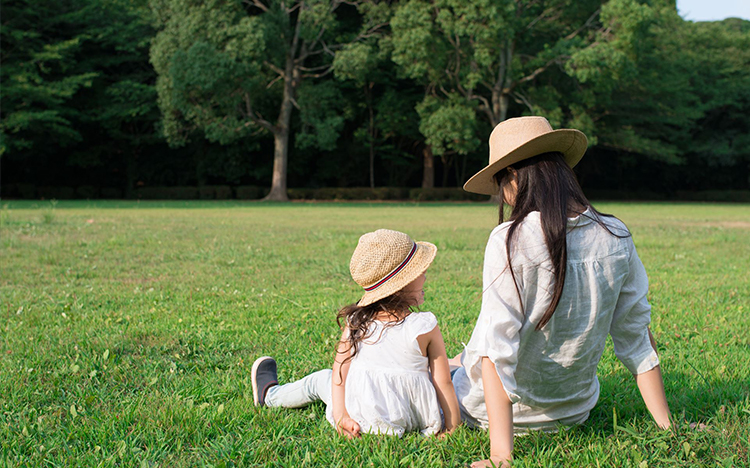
[1,200,748,467]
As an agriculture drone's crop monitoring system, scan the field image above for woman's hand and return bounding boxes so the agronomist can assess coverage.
[470,456,511,468]
[335,416,361,439]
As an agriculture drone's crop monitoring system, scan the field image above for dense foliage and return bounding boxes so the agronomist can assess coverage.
[2,0,749,198]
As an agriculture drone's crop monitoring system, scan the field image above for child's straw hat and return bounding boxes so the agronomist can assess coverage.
[463,116,588,195]
[350,229,437,307]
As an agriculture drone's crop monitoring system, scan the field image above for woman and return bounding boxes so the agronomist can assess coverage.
[451,117,672,468]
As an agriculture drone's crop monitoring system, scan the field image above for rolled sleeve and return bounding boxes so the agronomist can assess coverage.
[609,238,659,375]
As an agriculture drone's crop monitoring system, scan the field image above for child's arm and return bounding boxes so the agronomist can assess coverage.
[634,329,671,429]
[418,325,461,434]
[471,357,513,468]
[331,329,360,438]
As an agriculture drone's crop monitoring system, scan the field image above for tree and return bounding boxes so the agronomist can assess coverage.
[1,0,164,195]
[682,19,750,187]
[333,2,423,188]
[0,0,97,157]
[390,0,608,187]
[566,0,702,165]
[150,0,383,200]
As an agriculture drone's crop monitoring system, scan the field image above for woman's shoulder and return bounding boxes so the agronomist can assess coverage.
[588,210,631,236]
[489,212,542,239]
[488,212,545,255]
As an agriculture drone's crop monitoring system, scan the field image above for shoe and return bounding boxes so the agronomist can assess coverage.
[251,356,278,406]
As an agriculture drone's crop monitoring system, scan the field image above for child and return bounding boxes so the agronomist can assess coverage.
[252,229,461,438]
[454,117,672,467]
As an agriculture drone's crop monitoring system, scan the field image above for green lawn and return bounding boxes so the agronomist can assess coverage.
[1,200,748,467]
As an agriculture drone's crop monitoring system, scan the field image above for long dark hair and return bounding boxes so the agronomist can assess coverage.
[335,292,414,368]
[494,152,629,330]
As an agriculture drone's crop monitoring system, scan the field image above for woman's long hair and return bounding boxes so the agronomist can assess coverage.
[494,151,629,330]
[335,292,414,369]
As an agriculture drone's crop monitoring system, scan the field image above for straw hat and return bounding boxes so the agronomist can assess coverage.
[463,116,588,195]
[350,229,437,307]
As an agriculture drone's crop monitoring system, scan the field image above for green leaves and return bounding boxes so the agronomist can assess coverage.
[416,95,479,156]
[0,3,99,154]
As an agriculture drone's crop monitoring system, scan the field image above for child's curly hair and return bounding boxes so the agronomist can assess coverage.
[336,291,415,368]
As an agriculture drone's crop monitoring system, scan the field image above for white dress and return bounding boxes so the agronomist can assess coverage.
[326,312,443,437]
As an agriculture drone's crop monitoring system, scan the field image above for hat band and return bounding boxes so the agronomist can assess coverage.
[363,243,417,292]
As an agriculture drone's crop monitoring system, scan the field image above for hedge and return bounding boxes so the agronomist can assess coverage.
[2,184,750,202]
[136,186,198,200]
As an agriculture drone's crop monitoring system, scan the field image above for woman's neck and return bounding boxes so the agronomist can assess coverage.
[567,202,588,218]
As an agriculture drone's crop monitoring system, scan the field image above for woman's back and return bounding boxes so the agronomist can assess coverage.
[455,209,659,428]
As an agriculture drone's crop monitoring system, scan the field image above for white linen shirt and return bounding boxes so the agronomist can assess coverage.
[452,209,660,430]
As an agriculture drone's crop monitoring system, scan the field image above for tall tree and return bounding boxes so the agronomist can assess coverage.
[566,0,702,164]
[682,18,750,187]
[389,0,681,186]
[0,0,97,158]
[390,0,605,163]
[150,0,382,200]
[333,2,422,188]
[1,0,162,195]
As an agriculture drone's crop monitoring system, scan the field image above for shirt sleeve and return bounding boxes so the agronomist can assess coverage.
[462,227,524,403]
[609,237,660,375]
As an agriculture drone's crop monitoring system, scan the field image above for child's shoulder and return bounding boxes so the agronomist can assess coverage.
[405,311,438,337]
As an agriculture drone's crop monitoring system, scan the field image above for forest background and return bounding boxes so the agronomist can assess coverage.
[2,0,750,201]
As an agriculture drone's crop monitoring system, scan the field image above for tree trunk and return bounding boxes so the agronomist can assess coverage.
[366,82,375,189]
[422,145,434,188]
[263,57,298,202]
[264,129,290,201]
[491,41,513,125]
[498,93,509,123]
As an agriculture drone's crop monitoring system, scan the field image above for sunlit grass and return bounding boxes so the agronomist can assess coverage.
[1,200,748,467]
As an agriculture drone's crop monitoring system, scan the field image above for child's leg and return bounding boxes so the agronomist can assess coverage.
[265,369,332,408]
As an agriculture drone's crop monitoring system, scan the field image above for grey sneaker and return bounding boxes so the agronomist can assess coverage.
[251,356,278,406]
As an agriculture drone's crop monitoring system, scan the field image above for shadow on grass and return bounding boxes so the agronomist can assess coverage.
[594,370,748,428]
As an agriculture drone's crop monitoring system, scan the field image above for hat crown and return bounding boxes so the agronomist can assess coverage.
[350,229,415,288]
[489,116,554,165]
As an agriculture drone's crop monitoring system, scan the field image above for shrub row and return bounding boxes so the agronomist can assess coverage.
[2,183,749,202]
[3,184,126,200]
[0,184,266,200]
[286,187,488,201]
[586,189,750,203]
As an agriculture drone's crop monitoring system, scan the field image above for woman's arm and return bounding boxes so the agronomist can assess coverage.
[471,357,513,468]
[419,325,461,434]
[634,329,671,429]
[331,329,360,438]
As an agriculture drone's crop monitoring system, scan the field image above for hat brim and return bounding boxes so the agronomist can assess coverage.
[357,241,437,307]
[463,129,587,195]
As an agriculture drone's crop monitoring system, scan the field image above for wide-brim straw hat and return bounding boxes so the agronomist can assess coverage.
[463,116,588,195]
[350,229,437,307]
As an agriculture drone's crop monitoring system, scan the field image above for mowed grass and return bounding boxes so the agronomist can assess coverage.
[1,200,748,467]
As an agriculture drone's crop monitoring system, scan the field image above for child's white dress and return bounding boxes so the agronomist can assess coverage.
[326,312,443,437]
